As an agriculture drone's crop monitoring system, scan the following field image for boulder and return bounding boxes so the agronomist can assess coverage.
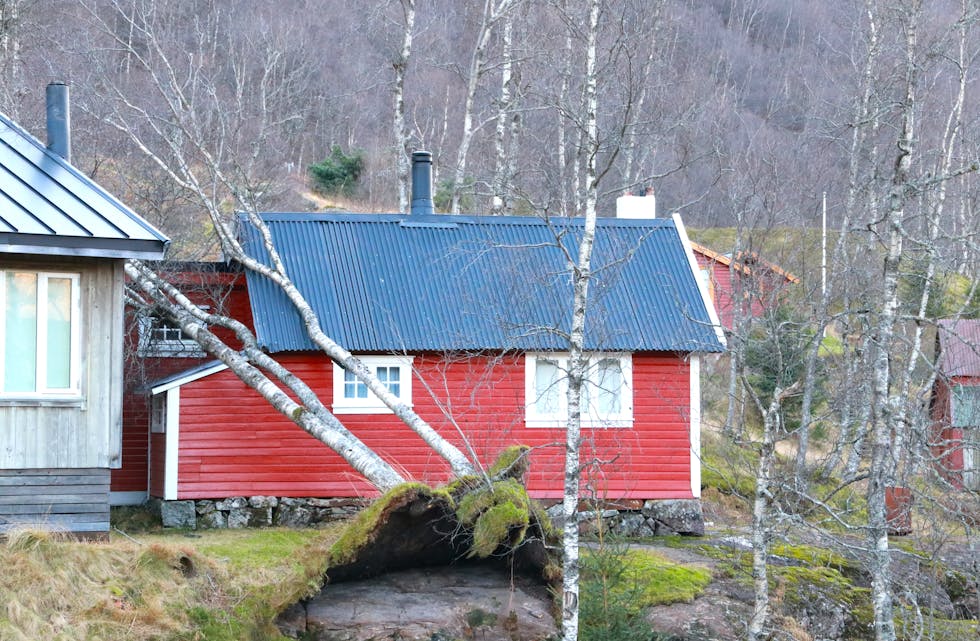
[198,510,227,529]
[276,499,314,527]
[215,496,248,511]
[642,499,705,536]
[160,501,196,529]
[293,565,556,641]
[227,508,252,529]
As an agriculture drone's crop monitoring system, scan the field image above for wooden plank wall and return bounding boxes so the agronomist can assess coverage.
[0,257,124,470]
[0,468,110,534]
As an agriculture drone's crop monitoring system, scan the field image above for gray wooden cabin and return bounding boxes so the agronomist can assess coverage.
[0,84,168,536]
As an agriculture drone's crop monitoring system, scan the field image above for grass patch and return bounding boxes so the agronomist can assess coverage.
[0,526,340,641]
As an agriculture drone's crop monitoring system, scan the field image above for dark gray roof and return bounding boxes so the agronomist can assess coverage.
[242,212,724,354]
[0,113,168,259]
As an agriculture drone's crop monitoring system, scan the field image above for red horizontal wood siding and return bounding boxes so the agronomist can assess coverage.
[169,353,694,501]
[113,271,252,494]
[930,375,980,488]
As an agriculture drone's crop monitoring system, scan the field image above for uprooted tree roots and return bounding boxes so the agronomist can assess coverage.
[323,448,560,586]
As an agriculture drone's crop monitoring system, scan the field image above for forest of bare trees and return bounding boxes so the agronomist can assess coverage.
[2,1,980,640]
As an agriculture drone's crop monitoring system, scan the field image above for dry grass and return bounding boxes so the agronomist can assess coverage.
[0,525,342,641]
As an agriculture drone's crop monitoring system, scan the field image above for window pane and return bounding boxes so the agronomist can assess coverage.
[596,358,623,415]
[344,370,358,399]
[535,359,561,415]
[953,386,980,427]
[46,277,72,389]
[4,272,37,392]
[377,366,401,397]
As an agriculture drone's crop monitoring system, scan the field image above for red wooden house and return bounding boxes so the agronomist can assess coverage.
[113,168,725,513]
[690,242,799,330]
[930,319,980,490]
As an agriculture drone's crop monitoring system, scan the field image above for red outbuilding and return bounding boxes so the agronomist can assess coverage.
[930,319,980,490]
[690,242,799,330]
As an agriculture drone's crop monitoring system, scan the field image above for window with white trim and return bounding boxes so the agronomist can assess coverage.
[137,308,207,357]
[0,270,81,398]
[332,356,414,414]
[525,353,633,427]
[150,394,167,433]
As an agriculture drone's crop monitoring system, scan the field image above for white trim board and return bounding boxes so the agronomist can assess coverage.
[672,213,727,349]
[151,362,228,395]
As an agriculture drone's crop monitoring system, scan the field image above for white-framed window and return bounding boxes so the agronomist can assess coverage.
[137,308,206,357]
[0,270,81,398]
[332,355,414,414]
[525,353,633,428]
[150,393,167,433]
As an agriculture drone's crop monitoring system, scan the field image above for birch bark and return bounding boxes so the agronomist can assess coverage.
[561,3,599,640]
[392,0,416,214]
[867,6,920,640]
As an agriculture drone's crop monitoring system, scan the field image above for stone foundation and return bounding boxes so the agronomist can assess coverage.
[155,496,704,536]
[154,496,371,529]
[550,498,705,537]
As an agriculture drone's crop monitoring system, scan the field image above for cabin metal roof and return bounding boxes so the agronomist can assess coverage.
[0,113,169,259]
[241,212,724,354]
[937,319,980,378]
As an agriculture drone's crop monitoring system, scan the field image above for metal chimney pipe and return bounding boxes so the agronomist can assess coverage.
[410,150,434,216]
[46,82,71,163]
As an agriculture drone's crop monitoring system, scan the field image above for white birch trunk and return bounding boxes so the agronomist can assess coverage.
[491,15,513,215]
[393,0,416,214]
[746,383,796,641]
[868,6,920,640]
[125,261,407,490]
[561,3,599,640]
[450,0,515,215]
[92,2,477,481]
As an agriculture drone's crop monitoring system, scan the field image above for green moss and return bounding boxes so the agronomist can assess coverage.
[770,543,861,579]
[455,478,531,559]
[328,483,445,567]
[774,564,874,638]
[456,479,526,526]
[582,548,711,614]
[488,445,530,478]
[292,406,305,421]
[896,613,978,641]
[818,332,845,357]
[470,502,529,558]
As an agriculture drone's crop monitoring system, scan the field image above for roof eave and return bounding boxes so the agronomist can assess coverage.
[0,233,169,260]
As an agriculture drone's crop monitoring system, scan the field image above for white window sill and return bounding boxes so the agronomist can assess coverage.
[0,395,85,407]
[332,402,412,415]
[526,417,634,429]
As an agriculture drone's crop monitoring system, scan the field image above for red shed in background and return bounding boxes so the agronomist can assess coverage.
[930,319,980,490]
[690,242,799,330]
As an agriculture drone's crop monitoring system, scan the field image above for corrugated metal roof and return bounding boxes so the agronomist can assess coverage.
[938,319,980,378]
[242,212,725,354]
[0,113,169,259]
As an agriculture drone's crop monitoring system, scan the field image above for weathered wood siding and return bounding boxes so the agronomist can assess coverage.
[0,468,110,533]
[0,256,125,470]
[163,352,694,501]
